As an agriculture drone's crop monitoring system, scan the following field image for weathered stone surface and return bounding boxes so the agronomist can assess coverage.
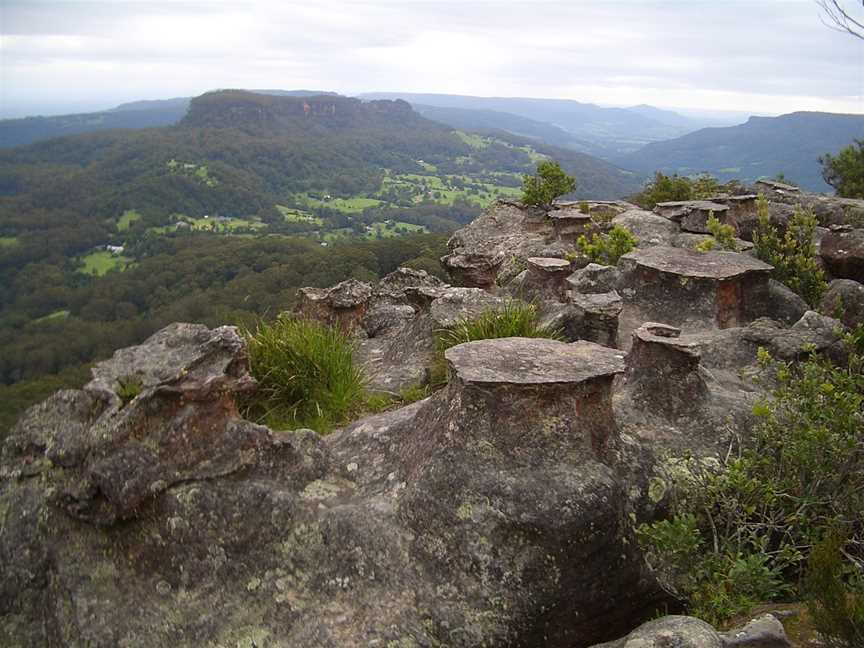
[720,613,791,648]
[655,200,731,234]
[589,615,724,648]
[442,200,550,288]
[756,180,864,228]
[820,278,864,329]
[569,291,623,347]
[617,246,773,341]
[765,278,809,325]
[612,209,680,248]
[820,227,864,280]
[297,278,373,331]
[521,256,572,301]
[568,263,621,294]
[1,330,670,648]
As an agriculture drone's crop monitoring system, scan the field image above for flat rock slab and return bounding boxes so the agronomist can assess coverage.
[527,256,572,273]
[622,246,772,280]
[446,337,625,386]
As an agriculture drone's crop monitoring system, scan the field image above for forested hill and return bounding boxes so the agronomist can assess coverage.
[0,90,640,430]
[614,111,864,192]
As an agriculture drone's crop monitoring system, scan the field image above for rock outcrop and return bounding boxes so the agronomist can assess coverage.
[1,329,669,647]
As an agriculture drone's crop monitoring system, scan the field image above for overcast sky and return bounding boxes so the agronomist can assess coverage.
[1,0,863,119]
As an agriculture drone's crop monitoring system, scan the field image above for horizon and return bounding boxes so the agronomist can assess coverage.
[2,1,863,120]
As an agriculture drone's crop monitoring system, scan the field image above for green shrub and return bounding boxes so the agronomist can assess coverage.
[821,140,864,199]
[242,316,366,432]
[576,224,636,265]
[806,530,864,648]
[696,213,738,252]
[521,160,576,208]
[430,301,562,385]
[752,194,827,306]
[633,172,723,208]
[638,334,864,624]
[116,375,143,406]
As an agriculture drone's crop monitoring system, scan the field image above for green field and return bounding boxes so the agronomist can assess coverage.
[276,205,323,225]
[364,221,427,239]
[33,310,70,323]
[185,217,266,232]
[294,194,383,213]
[455,131,489,149]
[0,236,18,247]
[79,251,131,276]
[117,209,141,232]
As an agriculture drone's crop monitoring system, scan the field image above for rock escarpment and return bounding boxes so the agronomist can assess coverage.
[1,330,667,647]
[2,183,862,647]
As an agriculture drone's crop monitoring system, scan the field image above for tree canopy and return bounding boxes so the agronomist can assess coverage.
[520,160,576,207]
[821,140,864,198]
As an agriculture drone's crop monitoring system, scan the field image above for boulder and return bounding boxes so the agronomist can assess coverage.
[568,291,624,347]
[820,227,864,280]
[765,278,809,325]
[612,209,680,248]
[654,200,731,234]
[567,263,621,294]
[820,278,864,329]
[589,615,724,648]
[521,256,572,301]
[720,613,791,648]
[1,329,669,647]
[617,246,773,341]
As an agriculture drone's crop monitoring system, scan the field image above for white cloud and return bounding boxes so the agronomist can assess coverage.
[0,0,862,117]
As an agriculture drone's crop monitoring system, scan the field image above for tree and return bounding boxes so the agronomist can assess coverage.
[817,1,864,39]
[821,140,864,198]
[520,160,576,208]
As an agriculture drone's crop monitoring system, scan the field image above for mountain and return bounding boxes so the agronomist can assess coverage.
[359,92,701,156]
[615,111,864,192]
[0,90,340,149]
[625,104,705,129]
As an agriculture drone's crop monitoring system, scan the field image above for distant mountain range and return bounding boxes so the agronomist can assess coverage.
[614,111,864,192]
[360,92,714,156]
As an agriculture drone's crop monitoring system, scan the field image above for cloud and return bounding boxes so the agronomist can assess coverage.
[0,0,862,117]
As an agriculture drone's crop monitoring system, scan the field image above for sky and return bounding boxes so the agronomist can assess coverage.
[1,0,863,119]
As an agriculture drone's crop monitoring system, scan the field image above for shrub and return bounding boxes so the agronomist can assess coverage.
[696,213,738,252]
[806,530,864,648]
[638,333,864,624]
[242,316,366,432]
[752,194,827,306]
[576,224,636,265]
[633,172,723,209]
[521,160,576,208]
[821,140,864,199]
[116,375,143,406]
[430,301,562,385]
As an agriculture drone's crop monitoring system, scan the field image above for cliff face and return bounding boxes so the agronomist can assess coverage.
[1,183,861,647]
[181,90,420,134]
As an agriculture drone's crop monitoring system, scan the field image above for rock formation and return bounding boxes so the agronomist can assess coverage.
[2,183,862,647]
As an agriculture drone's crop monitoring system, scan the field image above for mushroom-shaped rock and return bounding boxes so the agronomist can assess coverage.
[568,291,624,347]
[654,200,731,234]
[436,337,626,461]
[297,278,373,331]
[820,227,864,280]
[547,203,596,242]
[522,256,572,301]
[623,322,709,419]
[618,246,773,332]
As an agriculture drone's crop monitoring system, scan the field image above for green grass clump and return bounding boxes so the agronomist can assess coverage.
[242,316,366,433]
[430,301,562,385]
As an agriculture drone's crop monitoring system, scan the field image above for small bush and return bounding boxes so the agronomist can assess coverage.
[521,160,576,207]
[430,301,562,385]
[696,213,738,252]
[576,224,636,266]
[116,375,143,406]
[633,172,723,208]
[752,194,827,306]
[242,316,366,432]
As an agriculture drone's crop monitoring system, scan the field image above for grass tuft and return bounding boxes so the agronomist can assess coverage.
[242,316,366,433]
